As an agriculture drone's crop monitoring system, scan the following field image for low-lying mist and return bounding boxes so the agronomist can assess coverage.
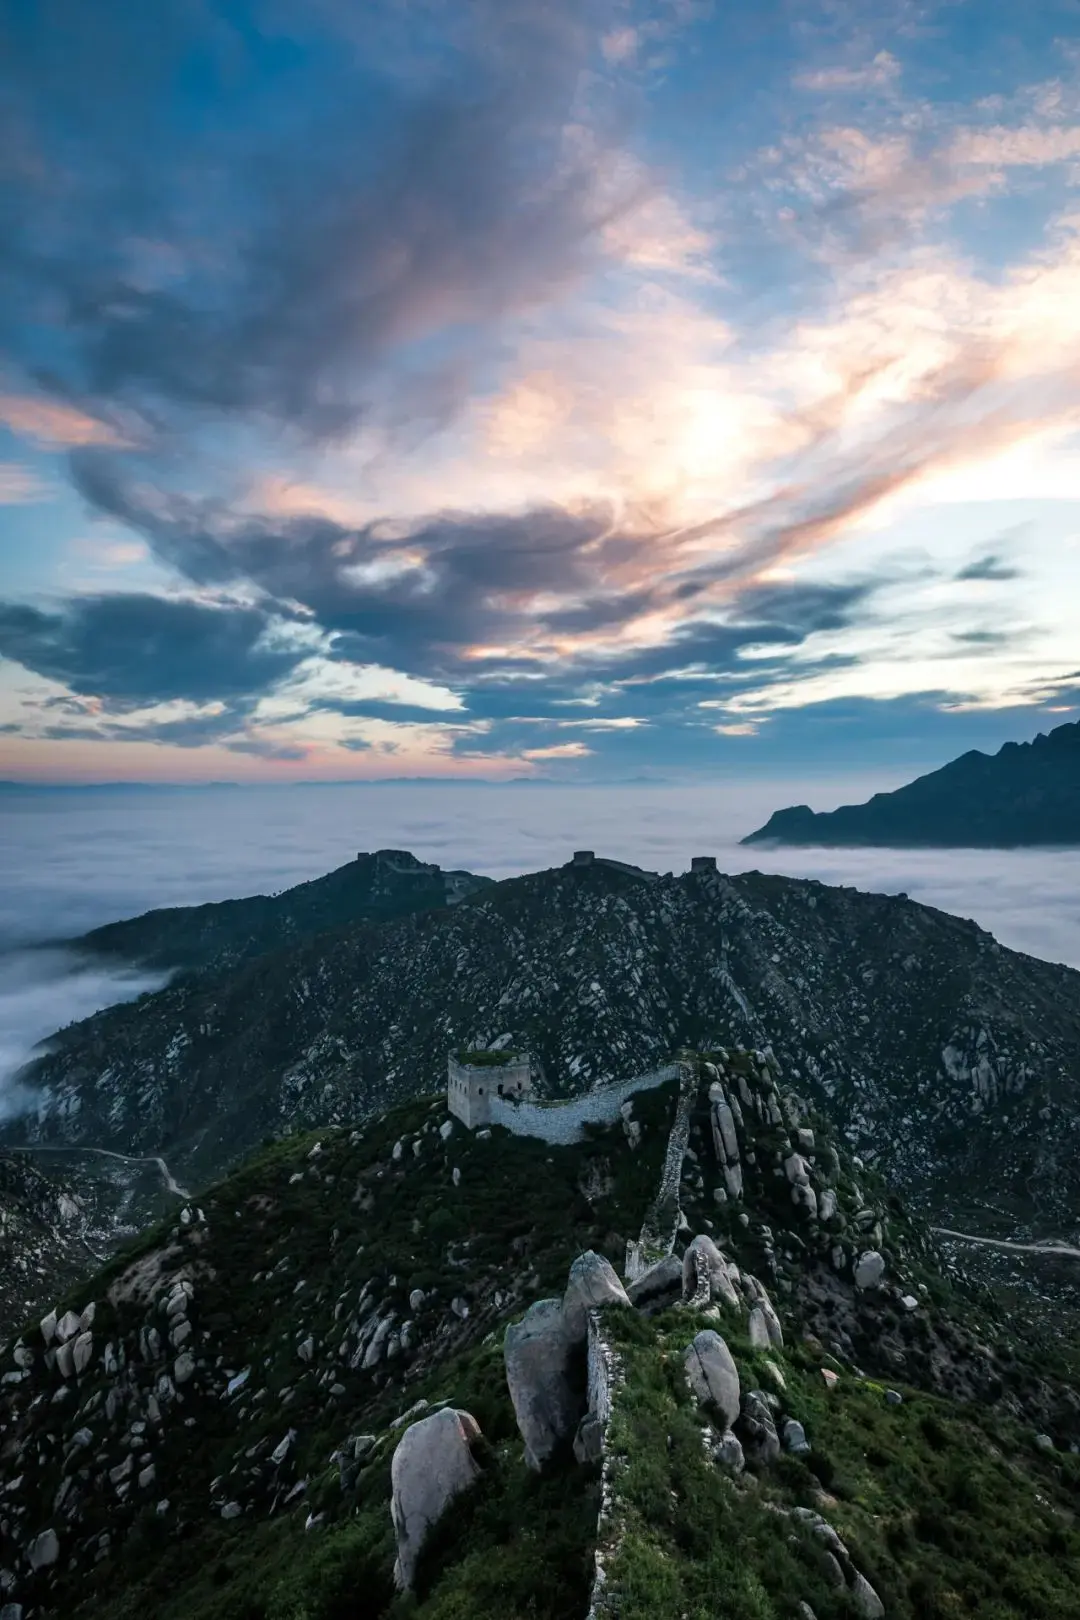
[0,948,167,1123]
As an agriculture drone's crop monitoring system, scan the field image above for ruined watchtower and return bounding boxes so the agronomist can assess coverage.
[447,1050,534,1129]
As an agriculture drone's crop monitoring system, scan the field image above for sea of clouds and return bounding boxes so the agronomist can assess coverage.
[2,779,1078,1117]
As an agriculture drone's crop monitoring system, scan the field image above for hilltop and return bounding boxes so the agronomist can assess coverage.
[743,718,1080,848]
[72,848,492,977]
[4,854,1080,1267]
[1,1049,1078,1620]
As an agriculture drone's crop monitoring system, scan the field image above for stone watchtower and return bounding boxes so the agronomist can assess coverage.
[447,1051,533,1129]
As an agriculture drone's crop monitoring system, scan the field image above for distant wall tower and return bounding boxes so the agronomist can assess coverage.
[690,855,717,874]
[572,850,595,867]
[447,1051,534,1129]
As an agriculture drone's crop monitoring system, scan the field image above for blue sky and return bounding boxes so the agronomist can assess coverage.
[1,0,1079,782]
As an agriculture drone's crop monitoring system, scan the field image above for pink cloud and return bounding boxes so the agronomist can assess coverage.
[0,395,129,448]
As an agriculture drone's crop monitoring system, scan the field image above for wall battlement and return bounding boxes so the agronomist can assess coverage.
[448,1056,683,1144]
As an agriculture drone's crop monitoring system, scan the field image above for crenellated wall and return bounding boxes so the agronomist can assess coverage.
[484,1063,683,1144]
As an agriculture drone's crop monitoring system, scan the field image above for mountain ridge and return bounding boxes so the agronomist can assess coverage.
[743,717,1080,848]
[4,855,1080,1270]
[2,1050,1079,1620]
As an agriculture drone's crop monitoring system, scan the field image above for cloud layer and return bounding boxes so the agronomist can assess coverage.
[1,1,1079,777]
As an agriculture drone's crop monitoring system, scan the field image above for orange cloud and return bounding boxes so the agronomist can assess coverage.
[0,394,128,448]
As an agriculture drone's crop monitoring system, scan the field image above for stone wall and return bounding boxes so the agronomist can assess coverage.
[485,1064,682,1145]
[446,1054,532,1130]
[625,1061,697,1281]
[584,1311,626,1620]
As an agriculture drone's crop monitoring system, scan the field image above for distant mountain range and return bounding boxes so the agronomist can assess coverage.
[743,717,1080,848]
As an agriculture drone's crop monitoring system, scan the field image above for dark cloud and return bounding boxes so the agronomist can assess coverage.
[2,0,638,441]
[955,552,1022,582]
[0,594,306,708]
[71,459,883,694]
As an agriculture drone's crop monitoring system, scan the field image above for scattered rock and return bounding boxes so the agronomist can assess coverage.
[783,1418,811,1455]
[573,1412,604,1465]
[850,1571,886,1618]
[747,1306,771,1350]
[854,1251,886,1291]
[739,1390,781,1467]
[27,1529,59,1571]
[713,1431,745,1474]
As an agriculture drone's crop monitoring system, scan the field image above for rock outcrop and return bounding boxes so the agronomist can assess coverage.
[390,1408,482,1589]
[684,1330,741,1429]
[504,1299,581,1471]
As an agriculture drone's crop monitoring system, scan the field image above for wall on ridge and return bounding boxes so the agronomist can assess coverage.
[487,1064,682,1145]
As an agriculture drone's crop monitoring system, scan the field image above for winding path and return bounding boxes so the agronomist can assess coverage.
[932,1226,1080,1260]
[10,1143,191,1200]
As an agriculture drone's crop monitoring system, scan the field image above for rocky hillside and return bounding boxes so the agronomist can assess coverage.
[5,858,1080,1254]
[743,718,1080,848]
[0,1155,111,1332]
[70,848,491,977]
[1,1050,1078,1620]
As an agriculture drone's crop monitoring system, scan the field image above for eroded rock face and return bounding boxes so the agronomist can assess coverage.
[562,1252,631,1343]
[390,1408,482,1590]
[504,1299,581,1471]
[626,1255,682,1312]
[683,1330,741,1429]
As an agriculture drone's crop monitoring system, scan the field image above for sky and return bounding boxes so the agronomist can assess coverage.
[1,0,1080,783]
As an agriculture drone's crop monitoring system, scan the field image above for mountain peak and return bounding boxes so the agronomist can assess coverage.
[743,717,1080,849]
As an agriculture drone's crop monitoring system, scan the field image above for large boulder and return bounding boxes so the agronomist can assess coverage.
[504,1299,582,1470]
[627,1255,683,1312]
[562,1252,631,1342]
[682,1235,741,1310]
[747,1306,771,1350]
[390,1408,481,1590]
[741,1275,784,1348]
[27,1528,60,1570]
[739,1390,781,1468]
[854,1251,886,1291]
[683,1330,741,1428]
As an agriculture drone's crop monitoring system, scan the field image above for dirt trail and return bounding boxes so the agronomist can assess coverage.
[12,1143,191,1200]
[932,1226,1080,1259]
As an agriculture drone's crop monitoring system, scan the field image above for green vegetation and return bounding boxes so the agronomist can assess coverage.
[455,1048,519,1067]
[5,1059,1080,1620]
[599,1305,1080,1620]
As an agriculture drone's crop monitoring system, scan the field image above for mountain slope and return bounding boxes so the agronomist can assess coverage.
[73,848,492,976]
[1,1053,1078,1620]
[5,858,1080,1254]
[743,717,1080,848]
